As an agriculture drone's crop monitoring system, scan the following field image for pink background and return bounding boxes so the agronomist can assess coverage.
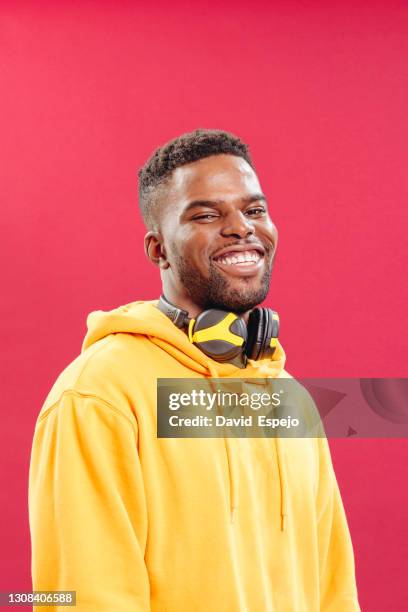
[1,1,408,609]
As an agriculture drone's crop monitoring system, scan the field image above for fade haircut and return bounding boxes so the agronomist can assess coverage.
[138,128,254,230]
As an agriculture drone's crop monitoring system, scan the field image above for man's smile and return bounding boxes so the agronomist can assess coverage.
[211,242,267,277]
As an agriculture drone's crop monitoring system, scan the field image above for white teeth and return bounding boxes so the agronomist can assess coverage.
[216,250,261,265]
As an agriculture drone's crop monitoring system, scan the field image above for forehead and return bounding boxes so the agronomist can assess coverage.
[164,154,262,211]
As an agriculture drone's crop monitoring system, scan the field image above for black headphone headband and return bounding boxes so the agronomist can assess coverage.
[157,295,279,367]
[157,294,191,329]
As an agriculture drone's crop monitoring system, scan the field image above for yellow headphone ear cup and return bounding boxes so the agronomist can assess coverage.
[191,312,244,346]
[188,310,247,363]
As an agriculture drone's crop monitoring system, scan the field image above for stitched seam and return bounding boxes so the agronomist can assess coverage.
[37,389,137,431]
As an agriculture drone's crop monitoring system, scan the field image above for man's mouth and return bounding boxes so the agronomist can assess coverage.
[213,249,263,266]
[212,248,265,277]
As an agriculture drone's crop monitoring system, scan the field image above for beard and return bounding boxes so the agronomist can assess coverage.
[172,250,274,314]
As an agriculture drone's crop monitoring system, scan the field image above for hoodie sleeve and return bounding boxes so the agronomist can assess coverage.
[316,436,360,611]
[29,390,150,611]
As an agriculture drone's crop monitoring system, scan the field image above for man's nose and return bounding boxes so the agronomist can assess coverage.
[220,211,255,238]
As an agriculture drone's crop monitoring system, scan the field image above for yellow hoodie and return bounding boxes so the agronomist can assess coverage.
[29,300,360,611]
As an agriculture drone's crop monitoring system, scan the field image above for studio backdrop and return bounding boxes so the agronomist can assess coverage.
[1,2,408,610]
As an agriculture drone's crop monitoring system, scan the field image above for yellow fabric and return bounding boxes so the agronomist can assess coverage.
[29,299,360,611]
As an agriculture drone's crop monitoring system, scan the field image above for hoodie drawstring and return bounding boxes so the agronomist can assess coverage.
[247,368,289,532]
[224,437,239,524]
[275,436,288,532]
[206,361,239,524]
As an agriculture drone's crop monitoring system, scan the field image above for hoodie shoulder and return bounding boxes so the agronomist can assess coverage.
[38,330,151,422]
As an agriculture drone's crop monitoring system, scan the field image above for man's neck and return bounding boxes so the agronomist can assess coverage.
[160,290,251,324]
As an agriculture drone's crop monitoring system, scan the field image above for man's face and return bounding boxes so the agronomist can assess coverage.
[148,154,278,314]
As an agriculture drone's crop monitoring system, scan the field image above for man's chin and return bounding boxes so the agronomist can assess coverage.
[205,288,268,314]
[176,258,271,314]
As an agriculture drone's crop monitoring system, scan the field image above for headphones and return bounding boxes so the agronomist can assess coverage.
[157,294,280,368]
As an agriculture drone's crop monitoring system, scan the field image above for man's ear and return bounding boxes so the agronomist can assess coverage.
[144,231,170,269]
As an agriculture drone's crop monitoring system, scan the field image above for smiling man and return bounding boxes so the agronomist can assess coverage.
[143,150,276,320]
[29,129,360,611]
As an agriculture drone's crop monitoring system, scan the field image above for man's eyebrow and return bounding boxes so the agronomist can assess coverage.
[244,193,268,205]
[183,193,268,214]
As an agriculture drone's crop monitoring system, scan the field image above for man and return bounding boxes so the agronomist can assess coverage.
[29,129,360,610]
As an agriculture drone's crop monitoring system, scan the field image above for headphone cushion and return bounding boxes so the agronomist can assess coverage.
[246,308,276,360]
[246,308,265,360]
[260,308,273,359]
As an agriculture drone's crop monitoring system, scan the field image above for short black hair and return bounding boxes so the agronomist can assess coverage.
[138,128,253,229]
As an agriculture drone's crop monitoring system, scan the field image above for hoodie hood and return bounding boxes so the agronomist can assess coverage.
[82,299,286,379]
[82,299,289,530]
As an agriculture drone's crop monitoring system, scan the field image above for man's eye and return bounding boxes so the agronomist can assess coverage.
[246,207,266,216]
[193,214,218,221]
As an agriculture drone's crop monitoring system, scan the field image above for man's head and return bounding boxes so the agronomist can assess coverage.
[139,129,278,319]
